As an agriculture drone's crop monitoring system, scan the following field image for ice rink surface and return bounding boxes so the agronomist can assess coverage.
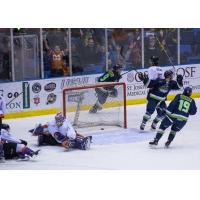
[1,99,200,170]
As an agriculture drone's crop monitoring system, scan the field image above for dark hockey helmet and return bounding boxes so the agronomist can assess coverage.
[183,86,192,97]
[113,64,123,71]
[150,56,159,65]
[164,70,174,79]
[1,123,10,131]
[55,112,65,127]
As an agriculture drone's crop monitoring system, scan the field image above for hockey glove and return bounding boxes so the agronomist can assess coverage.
[176,74,183,85]
[54,132,67,143]
[138,72,144,81]
[62,139,70,149]
[29,124,44,136]
[20,139,28,146]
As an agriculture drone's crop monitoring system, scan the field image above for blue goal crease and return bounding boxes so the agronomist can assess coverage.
[91,128,155,145]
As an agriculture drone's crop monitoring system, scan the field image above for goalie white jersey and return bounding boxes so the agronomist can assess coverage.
[48,119,76,140]
[148,66,163,80]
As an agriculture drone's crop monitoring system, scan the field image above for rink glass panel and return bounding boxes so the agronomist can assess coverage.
[180,28,200,65]
[71,28,106,75]
[42,28,69,78]
[144,28,178,68]
[0,29,11,82]
[107,28,142,70]
[13,29,40,81]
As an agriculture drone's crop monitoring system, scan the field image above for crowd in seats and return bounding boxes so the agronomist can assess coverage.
[1,28,200,82]
[107,28,142,70]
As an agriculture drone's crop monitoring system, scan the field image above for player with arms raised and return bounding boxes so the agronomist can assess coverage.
[138,69,183,131]
[148,56,163,80]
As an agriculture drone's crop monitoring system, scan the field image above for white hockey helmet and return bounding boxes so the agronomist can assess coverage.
[55,112,65,127]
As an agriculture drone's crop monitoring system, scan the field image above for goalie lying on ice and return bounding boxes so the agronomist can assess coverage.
[29,112,92,150]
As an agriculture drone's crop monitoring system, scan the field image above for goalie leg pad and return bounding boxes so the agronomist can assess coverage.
[75,136,92,150]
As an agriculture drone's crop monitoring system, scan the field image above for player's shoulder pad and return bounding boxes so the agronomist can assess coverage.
[109,70,114,77]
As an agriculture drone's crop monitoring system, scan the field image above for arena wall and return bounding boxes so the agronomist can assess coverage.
[1,64,200,119]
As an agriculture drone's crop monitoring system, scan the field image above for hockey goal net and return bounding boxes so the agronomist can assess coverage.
[62,82,127,129]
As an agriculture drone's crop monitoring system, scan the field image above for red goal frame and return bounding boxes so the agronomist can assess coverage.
[62,82,127,128]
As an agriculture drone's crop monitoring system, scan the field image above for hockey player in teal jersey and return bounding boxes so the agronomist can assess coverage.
[149,87,197,147]
[89,64,123,113]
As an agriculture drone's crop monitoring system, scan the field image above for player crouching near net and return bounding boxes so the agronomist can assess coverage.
[149,87,197,148]
[0,124,40,161]
[89,64,123,113]
[29,112,92,151]
[138,69,183,131]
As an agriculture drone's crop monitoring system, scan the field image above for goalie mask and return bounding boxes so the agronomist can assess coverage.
[55,112,65,127]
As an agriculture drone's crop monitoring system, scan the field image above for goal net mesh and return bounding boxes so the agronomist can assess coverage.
[62,82,127,129]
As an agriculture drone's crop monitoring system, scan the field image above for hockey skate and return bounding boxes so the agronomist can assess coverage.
[140,122,146,131]
[17,154,31,161]
[18,149,40,161]
[80,136,92,150]
[89,104,102,114]
[149,139,158,146]
[165,141,171,148]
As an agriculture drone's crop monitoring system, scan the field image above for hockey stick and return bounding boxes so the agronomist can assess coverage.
[154,35,176,73]
[121,67,140,76]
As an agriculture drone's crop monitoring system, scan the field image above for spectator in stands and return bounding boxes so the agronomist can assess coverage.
[79,37,102,73]
[108,44,118,66]
[44,40,69,77]
[124,29,142,68]
[0,36,11,81]
[144,29,160,67]
[45,28,68,51]
[71,43,83,74]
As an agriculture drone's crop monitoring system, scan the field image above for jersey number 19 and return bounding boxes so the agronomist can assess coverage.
[178,100,190,113]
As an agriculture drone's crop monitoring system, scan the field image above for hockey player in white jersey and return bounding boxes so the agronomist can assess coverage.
[29,112,92,150]
[139,56,181,131]
[0,124,39,160]
[148,56,163,80]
